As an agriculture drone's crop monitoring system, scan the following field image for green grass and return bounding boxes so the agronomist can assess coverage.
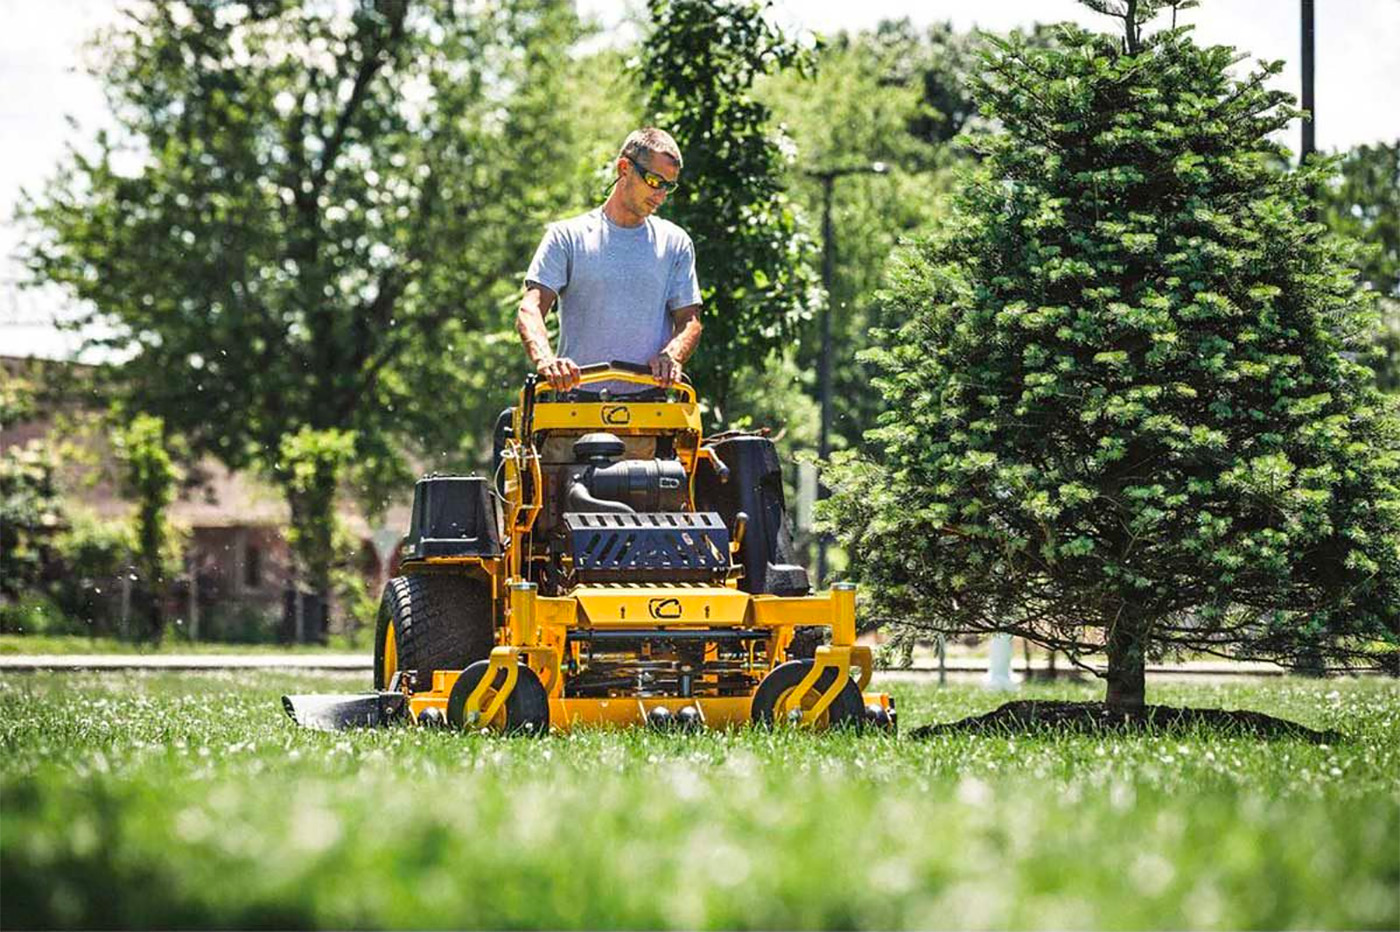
[0,634,362,655]
[2,672,1397,930]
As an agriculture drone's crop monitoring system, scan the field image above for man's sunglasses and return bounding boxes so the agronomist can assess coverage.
[627,156,680,193]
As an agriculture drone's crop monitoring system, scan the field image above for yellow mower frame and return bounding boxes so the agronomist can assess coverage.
[355,366,893,735]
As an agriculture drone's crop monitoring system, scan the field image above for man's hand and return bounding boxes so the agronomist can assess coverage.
[649,349,682,388]
[538,356,581,393]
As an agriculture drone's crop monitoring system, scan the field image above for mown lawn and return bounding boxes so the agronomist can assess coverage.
[0,634,362,656]
[2,671,1396,930]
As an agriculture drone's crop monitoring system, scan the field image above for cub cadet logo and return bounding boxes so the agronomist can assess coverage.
[601,405,631,425]
[648,597,682,620]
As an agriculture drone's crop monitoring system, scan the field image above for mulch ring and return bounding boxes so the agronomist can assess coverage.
[907,699,1341,743]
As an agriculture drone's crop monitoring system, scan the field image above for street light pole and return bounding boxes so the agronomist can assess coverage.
[808,162,888,586]
[818,174,836,468]
[1301,0,1316,161]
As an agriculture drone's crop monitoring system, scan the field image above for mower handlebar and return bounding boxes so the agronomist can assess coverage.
[528,361,695,402]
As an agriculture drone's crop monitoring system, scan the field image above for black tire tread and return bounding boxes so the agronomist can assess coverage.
[374,573,494,691]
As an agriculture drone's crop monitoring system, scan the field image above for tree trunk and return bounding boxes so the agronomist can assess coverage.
[1105,610,1148,709]
[287,480,336,643]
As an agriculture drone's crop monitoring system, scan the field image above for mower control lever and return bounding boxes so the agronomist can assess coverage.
[699,445,730,482]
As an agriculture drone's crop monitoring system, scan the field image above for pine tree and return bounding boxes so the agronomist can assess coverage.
[821,11,1400,706]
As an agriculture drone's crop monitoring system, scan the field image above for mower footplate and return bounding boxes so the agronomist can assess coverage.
[282,692,408,730]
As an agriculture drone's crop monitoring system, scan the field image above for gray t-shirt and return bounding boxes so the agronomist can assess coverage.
[525,209,702,390]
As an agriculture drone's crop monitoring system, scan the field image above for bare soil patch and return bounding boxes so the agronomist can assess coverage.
[908,699,1341,743]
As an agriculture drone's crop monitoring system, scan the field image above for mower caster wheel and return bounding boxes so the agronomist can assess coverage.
[751,660,865,730]
[446,661,550,736]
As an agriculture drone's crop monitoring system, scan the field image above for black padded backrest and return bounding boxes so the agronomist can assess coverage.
[405,476,502,559]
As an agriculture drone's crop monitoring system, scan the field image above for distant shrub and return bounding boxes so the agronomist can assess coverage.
[0,440,64,602]
[0,594,91,637]
[48,512,134,634]
[202,602,281,644]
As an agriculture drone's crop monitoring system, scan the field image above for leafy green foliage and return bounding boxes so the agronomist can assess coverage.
[1320,141,1400,392]
[821,18,1400,705]
[47,512,137,635]
[0,430,63,604]
[860,19,984,148]
[637,0,820,418]
[2,672,1396,929]
[759,27,954,452]
[0,596,81,638]
[278,427,356,600]
[0,374,38,428]
[1081,0,1199,53]
[112,413,184,640]
[1321,142,1400,298]
[20,0,586,586]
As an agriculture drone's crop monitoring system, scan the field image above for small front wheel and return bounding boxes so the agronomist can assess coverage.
[446,660,550,736]
[751,659,865,729]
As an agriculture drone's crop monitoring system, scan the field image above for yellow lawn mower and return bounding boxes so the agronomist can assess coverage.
[283,363,894,735]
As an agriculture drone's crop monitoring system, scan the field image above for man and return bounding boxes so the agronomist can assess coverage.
[517,128,703,395]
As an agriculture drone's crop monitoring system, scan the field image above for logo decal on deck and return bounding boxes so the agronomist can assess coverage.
[648,597,682,620]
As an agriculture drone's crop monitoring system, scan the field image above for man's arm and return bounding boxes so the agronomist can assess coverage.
[650,304,702,388]
[517,283,581,392]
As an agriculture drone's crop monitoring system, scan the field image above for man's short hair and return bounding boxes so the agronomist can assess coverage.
[620,128,683,171]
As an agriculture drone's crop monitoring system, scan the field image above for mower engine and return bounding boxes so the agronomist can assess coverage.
[560,432,688,514]
[546,433,734,592]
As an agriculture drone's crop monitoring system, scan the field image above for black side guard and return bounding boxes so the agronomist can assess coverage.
[282,692,408,731]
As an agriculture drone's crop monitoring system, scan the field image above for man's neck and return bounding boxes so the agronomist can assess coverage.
[602,191,646,228]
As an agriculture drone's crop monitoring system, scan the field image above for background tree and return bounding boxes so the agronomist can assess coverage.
[637,0,820,419]
[278,426,356,641]
[1320,141,1400,393]
[21,0,586,610]
[0,373,62,608]
[821,12,1400,708]
[759,24,957,454]
[865,19,983,148]
[111,412,183,641]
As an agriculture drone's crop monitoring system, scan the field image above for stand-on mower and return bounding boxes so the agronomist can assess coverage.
[283,363,894,734]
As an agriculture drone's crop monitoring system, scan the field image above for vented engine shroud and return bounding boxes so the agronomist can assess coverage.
[562,511,731,583]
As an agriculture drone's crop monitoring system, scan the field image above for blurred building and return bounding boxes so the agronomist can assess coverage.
[1,355,409,641]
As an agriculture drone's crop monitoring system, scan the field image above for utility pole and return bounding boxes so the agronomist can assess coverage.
[807,162,888,585]
[1301,0,1316,161]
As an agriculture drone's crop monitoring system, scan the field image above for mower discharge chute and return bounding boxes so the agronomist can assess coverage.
[284,363,894,734]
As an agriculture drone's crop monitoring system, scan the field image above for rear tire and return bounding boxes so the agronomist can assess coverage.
[374,574,494,691]
[751,659,865,729]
